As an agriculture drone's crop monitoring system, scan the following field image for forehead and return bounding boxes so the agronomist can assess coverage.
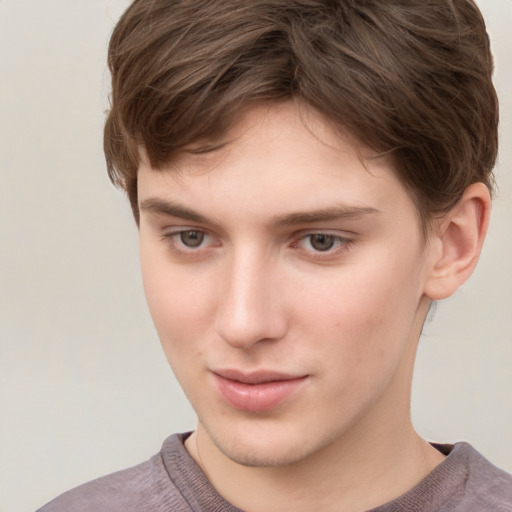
[156,102,370,177]
[137,101,419,228]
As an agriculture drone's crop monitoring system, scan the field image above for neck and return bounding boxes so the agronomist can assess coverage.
[187,407,443,512]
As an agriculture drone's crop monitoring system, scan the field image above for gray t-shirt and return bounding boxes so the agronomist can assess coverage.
[37,433,512,511]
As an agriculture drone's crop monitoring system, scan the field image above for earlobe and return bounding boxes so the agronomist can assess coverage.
[424,183,491,301]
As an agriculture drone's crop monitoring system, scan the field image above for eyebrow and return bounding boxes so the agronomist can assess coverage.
[272,205,380,226]
[140,198,211,224]
[140,198,380,226]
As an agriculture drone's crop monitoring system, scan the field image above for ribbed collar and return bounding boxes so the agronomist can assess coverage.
[162,434,474,512]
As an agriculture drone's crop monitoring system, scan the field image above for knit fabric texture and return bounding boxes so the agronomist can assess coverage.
[37,433,512,512]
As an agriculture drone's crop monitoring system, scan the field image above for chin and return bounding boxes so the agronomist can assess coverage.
[213,437,309,468]
[205,419,337,469]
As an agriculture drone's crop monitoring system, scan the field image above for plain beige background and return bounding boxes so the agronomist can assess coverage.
[0,1,510,511]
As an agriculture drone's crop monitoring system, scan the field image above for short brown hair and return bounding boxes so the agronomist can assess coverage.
[104,0,498,228]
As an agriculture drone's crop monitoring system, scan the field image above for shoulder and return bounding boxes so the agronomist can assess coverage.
[374,443,512,512]
[458,443,512,511]
[36,435,192,512]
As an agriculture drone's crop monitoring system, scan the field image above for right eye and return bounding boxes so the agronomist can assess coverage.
[161,228,219,254]
[177,230,206,248]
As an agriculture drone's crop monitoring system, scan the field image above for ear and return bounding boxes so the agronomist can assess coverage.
[424,183,491,301]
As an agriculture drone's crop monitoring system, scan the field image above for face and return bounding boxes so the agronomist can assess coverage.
[138,102,433,468]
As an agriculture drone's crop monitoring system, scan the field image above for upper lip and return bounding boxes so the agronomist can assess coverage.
[212,368,307,384]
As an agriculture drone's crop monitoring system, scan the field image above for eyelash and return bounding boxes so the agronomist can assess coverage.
[291,233,355,256]
[160,229,355,258]
[161,229,217,254]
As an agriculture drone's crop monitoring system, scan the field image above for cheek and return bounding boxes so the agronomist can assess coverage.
[294,252,424,372]
[141,261,215,400]
[140,248,216,353]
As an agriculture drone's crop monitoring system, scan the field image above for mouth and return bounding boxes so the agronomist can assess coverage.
[211,369,309,412]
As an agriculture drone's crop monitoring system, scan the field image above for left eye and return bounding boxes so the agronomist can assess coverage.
[307,234,337,251]
[296,233,350,253]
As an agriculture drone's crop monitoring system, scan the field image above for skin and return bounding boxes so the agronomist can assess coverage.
[137,101,489,512]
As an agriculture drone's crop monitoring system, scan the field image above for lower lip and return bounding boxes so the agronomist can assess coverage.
[212,374,308,412]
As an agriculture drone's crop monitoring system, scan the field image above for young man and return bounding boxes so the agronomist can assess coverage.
[38,0,512,511]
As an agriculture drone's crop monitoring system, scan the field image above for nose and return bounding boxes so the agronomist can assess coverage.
[214,251,288,349]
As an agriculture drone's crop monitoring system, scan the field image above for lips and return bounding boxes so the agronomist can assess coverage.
[211,369,308,412]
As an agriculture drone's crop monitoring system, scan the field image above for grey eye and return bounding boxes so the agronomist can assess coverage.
[309,234,335,251]
[180,230,205,247]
